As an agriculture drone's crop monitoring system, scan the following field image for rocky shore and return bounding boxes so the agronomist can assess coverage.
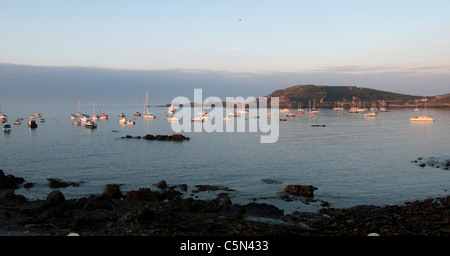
[0,170,449,236]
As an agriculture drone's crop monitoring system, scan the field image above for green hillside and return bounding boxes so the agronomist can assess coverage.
[266,85,423,108]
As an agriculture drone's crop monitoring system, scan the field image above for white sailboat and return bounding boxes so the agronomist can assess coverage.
[297,101,305,112]
[192,101,206,122]
[92,101,99,121]
[226,101,238,117]
[349,99,358,113]
[379,100,389,112]
[295,101,304,114]
[410,97,434,122]
[99,99,109,120]
[143,91,156,119]
[333,101,344,111]
[134,99,142,117]
[0,100,7,120]
[305,100,317,115]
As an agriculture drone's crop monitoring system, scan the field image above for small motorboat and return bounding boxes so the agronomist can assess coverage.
[143,113,156,119]
[84,120,97,128]
[3,122,11,132]
[167,116,180,122]
[364,112,377,118]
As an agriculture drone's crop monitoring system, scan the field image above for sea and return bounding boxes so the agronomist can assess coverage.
[1,105,449,214]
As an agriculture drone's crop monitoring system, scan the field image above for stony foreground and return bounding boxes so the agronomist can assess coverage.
[0,171,449,236]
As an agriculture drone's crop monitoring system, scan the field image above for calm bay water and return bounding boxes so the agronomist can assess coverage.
[1,105,449,213]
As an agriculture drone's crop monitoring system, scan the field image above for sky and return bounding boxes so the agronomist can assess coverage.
[1,0,450,104]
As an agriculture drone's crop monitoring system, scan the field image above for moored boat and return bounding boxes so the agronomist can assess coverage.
[2,122,11,132]
[119,117,127,124]
[410,97,434,122]
[364,112,377,118]
[167,116,180,122]
[410,115,434,122]
[28,120,38,128]
[143,91,156,119]
[84,120,97,128]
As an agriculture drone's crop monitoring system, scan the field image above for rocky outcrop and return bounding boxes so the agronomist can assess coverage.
[0,170,25,189]
[122,134,190,141]
[0,173,448,236]
[47,178,81,188]
[44,190,66,207]
[0,189,27,202]
[125,187,183,202]
[284,185,317,197]
[243,203,284,218]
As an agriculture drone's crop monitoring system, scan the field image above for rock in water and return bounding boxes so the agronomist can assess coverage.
[284,185,317,197]
[156,180,167,189]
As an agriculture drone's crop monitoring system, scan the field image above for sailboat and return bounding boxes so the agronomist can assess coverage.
[333,101,344,111]
[92,101,99,121]
[410,97,434,122]
[226,101,238,117]
[295,101,304,114]
[370,101,378,111]
[356,100,367,112]
[167,115,180,122]
[99,99,109,120]
[414,99,420,112]
[305,100,317,115]
[0,100,7,120]
[349,99,358,113]
[134,99,142,117]
[311,100,320,114]
[143,91,156,119]
[379,100,389,112]
[191,101,207,122]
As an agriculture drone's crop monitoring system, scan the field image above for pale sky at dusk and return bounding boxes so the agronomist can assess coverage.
[1,0,449,104]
